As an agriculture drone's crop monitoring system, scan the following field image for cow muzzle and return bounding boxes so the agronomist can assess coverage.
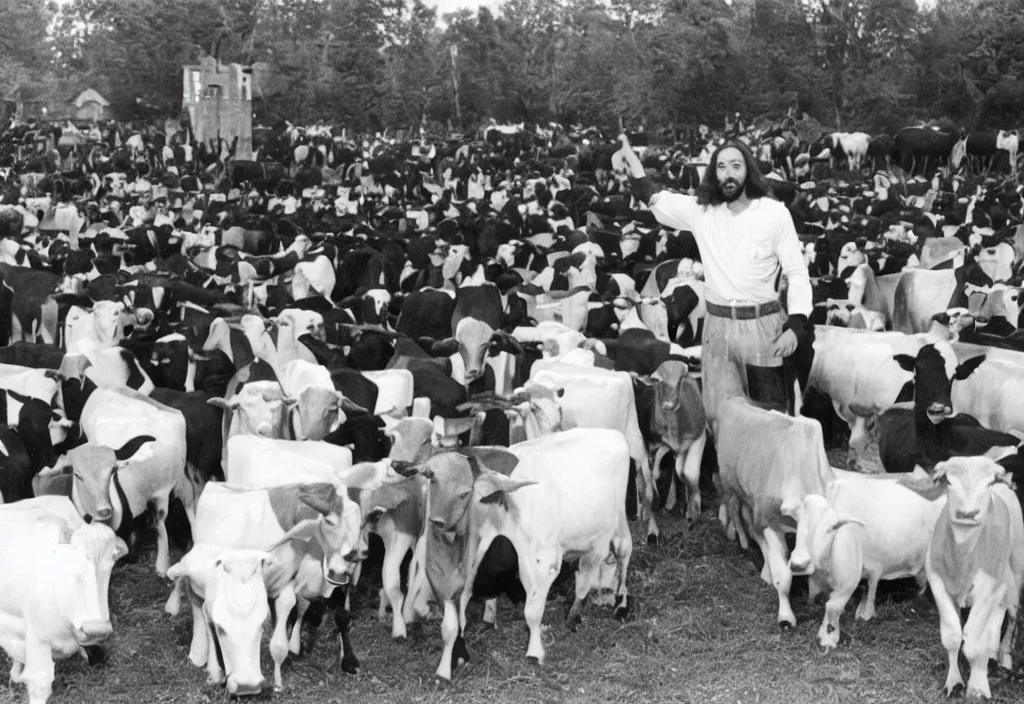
[787,558,813,576]
[227,677,265,697]
[91,507,113,522]
[926,403,952,425]
[76,619,114,644]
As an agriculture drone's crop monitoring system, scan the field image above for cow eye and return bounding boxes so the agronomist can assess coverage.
[324,515,339,526]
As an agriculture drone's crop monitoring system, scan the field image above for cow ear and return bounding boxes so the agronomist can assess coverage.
[268,519,320,549]
[829,515,866,531]
[892,354,916,372]
[473,469,536,505]
[954,355,985,380]
[207,397,234,409]
[297,483,339,516]
[629,371,657,386]
[779,498,801,519]
[430,337,459,357]
[43,369,63,381]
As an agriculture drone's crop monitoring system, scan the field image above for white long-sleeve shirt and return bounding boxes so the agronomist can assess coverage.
[648,192,813,318]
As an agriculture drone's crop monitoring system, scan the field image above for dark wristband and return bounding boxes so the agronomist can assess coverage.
[783,314,807,336]
[628,176,657,205]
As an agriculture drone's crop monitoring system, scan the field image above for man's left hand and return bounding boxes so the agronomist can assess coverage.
[772,329,798,358]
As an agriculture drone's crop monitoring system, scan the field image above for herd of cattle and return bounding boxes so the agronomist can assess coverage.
[0,114,1024,703]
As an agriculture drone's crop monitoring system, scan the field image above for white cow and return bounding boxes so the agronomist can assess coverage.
[166,546,276,696]
[512,363,658,541]
[926,456,1024,701]
[0,513,124,704]
[166,482,364,690]
[783,471,947,649]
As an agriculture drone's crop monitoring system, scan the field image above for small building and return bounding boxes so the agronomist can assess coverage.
[2,83,49,121]
[182,56,254,159]
[70,88,110,121]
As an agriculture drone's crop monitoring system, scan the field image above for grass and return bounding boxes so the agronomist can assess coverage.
[3,434,1024,704]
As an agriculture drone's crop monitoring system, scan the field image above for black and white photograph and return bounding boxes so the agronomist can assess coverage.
[2,0,1024,701]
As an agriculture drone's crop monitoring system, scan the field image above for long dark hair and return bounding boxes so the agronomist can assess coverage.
[697,139,775,207]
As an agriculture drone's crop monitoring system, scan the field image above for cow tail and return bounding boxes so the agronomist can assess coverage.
[173,462,203,529]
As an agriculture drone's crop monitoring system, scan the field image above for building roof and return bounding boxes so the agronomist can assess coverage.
[71,88,110,108]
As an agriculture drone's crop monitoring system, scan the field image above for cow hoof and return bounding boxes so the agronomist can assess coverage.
[778,621,795,632]
[452,635,470,667]
[567,611,582,632]
[527,655,542,666]
[646,533,659,546]
[613,595,630,622]
[84,646,107,666]
[340,656,360,675]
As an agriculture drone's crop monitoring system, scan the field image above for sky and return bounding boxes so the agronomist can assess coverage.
[424,0,503,16]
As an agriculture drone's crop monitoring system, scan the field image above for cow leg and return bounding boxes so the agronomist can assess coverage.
[401,535,432,626]
[461,530,496,627]
[611,515,633,620]
[962,577,1006,701]
[567,551,602,630]
[927,573,964,695]
[998,602,1017,670]
[21,635,55,704]
[523,545,562,664]
[435,599,463,681]
[187,598,209,667]
[760,527,795,628]
[288,596,309,655]
[854,572,880,621]
[152,494,171,577]
[333,590,359,675]
[9,314,22,344]
[39,300,57,345]
[680,431,707,523]
[651,445,671,510]
[381,530,414,639]
[269,586,298,692]
[638,453,658,545]
[202,611,225,686]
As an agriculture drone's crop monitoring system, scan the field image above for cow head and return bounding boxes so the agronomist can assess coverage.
[292,387,366,441]
[272,483,365,586]
[964,282,1021,329]
[445,320,524,384]
[632,360,701,415]
[934,455,1015,539]
[385,417,436,463]
[38,436,156,524]
[503,382,563,437]
[782,494,864,576]
[69,522,127,641]
[48,526,117,648]
[892,345,985,425]
[208,385,296,438]
[272,309,326,343]
[360,289,392,326]
[167,548,274,696]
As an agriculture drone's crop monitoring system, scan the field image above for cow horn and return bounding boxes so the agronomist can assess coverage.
[337,395,367,414]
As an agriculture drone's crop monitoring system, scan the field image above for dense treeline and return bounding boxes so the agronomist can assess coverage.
[4,0,1024,133]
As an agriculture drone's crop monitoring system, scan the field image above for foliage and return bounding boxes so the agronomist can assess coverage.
[7,0,1024,133]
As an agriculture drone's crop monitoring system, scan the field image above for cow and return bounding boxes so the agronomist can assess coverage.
[385,440,622,683]
[278,359,366,441]
[802,326,959,469]
[876,346,1024,493]
[63,301,152,354]
[925,456,1024,701]
[41,385,191,575]
[165,546,275,696]
[165,482,366,690]
[0,512,125,704]
[505,362,658,541]
[632,359,708,522]
[715,396,835,628]
[782,471,947,650]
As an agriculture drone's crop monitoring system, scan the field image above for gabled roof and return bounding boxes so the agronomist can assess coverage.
[72,88,110,108]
